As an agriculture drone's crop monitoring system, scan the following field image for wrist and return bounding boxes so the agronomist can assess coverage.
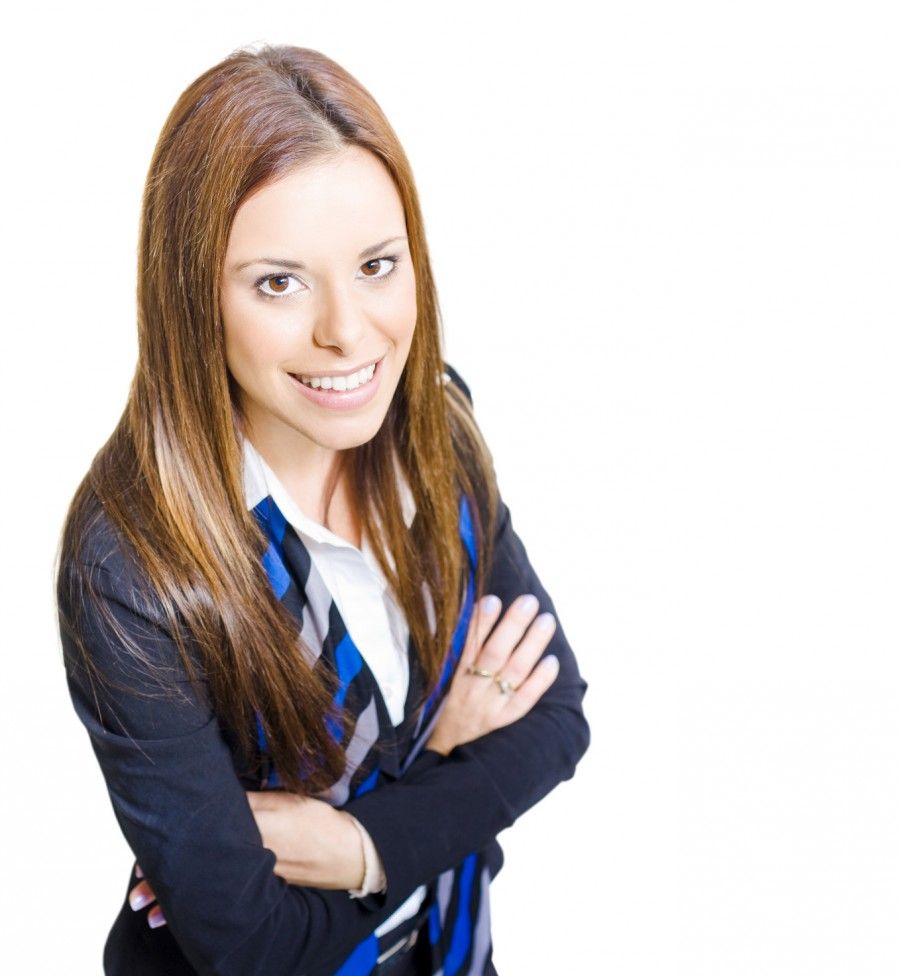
[425,737,451,757]
[342,811,367,891]
[344,811,387,897]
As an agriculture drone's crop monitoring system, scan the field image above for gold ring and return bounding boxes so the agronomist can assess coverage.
[466,665,496,678]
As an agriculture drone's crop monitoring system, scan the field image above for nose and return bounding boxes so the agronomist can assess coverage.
[311,280,366,356]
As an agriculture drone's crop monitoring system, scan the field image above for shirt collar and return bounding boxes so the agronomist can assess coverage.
[240,434,416,553]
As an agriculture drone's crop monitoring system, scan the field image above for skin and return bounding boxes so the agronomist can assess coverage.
[128,145,561,927]
[220,143,418,538]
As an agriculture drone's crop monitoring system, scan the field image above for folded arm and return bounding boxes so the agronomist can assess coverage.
[60,556,413,976]
[341,490,591,899]
[59,368,589,974]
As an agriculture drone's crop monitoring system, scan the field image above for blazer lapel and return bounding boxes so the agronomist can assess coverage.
[250,489,478,798]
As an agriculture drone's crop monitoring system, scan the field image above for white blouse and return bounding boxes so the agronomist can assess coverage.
[240,435,428,931]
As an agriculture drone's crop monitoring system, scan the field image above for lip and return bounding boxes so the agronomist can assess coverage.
[287,355,385,411]
[294,355,383,379]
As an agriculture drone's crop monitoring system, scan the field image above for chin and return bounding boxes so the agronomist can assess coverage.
[308,412,388,452]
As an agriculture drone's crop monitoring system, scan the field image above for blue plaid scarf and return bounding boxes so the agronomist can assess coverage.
[249,487,494,975]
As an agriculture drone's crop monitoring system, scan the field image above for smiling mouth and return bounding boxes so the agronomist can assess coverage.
[288,356,384,392]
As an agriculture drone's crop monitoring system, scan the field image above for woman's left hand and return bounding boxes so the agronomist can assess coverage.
[128,790,364,928]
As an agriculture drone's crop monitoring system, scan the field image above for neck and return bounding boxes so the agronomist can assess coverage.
[241,426,362,547]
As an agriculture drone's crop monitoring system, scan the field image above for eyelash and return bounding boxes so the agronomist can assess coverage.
[253,254,402,300]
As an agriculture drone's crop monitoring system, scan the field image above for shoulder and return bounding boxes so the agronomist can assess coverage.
[442,361,474,407]
[57,496,172,641]
[57,499,211,736]
[61,489,138,579]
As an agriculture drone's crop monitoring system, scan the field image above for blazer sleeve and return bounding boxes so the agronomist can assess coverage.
[58,551,424,976]
[342,363,592,898]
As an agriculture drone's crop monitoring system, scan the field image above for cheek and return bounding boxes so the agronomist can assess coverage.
[222,297,286,382]
[390,283,418,345]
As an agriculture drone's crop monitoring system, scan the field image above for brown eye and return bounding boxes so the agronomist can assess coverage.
[257,274,302,298]
[358,256,398,280]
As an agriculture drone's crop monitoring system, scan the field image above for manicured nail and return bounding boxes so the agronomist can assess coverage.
[519,594,538,614]
[148,908,167,929]
[481,595,501,614]
[535,613,556,631]
[543,654,559,669]
[129,890,150,911]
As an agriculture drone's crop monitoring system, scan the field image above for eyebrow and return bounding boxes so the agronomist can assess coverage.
[231,236,408,273]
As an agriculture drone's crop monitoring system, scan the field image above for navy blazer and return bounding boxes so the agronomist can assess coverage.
[57,365,591,975]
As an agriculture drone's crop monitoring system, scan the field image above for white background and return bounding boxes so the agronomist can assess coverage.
[2,1,899,973]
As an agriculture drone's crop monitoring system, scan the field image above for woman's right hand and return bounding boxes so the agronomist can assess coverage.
[424,593,560,756]
[129,864,166,928]
[128,594,560,922]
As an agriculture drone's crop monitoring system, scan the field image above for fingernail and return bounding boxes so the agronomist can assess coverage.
[535,613,556,631]
[148,909,167,929]
[519,594,538,614]
[481,595,501,614]
[543,654,559,669]
[129,891,150,911]
[135,864,144,879]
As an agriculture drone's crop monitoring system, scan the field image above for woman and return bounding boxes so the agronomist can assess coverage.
[55,44,590,976]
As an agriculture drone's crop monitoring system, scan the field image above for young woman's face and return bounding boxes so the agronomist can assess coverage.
[220,145,417,463]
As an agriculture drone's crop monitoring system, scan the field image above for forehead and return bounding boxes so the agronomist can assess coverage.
[226,147,406,259]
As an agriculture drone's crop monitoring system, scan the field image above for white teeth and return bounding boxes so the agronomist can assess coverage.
[298,362,376,391]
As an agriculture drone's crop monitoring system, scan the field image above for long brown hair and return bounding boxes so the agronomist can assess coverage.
[54,44,499,796]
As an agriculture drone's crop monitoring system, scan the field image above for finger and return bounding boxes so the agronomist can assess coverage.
[147,904,167,929]
[498,612,557,688]
[495,654,560,726]
[128,880,158,912]
[457,594,503,672]
[476,594,541,672]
